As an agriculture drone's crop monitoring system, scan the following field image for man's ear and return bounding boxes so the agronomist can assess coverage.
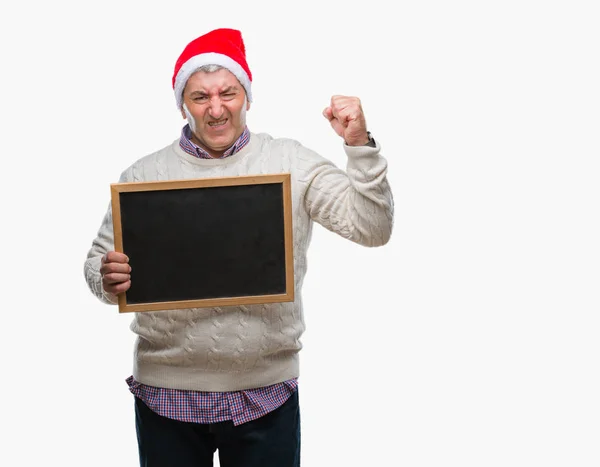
[246,100,251,111]
[180,105,187,119]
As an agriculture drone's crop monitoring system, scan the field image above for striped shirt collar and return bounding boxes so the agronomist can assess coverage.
[179,124,250,159]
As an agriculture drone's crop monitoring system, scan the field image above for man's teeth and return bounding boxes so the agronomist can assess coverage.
[208,120,227,127]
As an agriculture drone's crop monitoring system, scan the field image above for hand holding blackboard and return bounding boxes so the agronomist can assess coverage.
[110,174,295,313]
[100,251,131,296]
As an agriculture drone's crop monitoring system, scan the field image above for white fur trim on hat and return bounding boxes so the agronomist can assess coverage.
[174,52,252,108]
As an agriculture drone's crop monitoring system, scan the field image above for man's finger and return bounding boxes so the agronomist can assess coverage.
[105,280,131,295]
[103,272,131,285]
[100,262,132,276]
[104,251,129,264]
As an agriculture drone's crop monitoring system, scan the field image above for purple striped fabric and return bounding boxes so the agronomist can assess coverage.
[179,124,250,159]
[127,376,298,426]
[127,124,297,426]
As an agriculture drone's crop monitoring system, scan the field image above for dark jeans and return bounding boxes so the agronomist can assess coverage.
[134,390,301,467]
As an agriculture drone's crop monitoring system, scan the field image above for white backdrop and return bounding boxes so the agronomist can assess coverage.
[1,1,599,466]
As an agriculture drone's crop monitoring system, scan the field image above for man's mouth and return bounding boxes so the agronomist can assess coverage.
[208,119,227,128]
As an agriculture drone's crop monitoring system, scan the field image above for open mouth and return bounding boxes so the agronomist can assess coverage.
[208,119,228,128]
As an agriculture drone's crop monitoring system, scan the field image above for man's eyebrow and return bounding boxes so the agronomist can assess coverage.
[188,86,239,96]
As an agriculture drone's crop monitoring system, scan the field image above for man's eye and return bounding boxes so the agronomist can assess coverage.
[193,96,208,102]
[222,93,235,99]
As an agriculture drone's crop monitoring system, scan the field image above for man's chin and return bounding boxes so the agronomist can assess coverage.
[200,137,233,155]
[207,138,232,150]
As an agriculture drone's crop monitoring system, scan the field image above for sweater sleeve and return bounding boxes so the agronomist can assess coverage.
[296,139,394,247]
[83,168,132,305]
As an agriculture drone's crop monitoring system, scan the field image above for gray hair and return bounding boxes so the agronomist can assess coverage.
[193,64,225,74]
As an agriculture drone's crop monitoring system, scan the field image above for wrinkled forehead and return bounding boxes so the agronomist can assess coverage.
[184,68,244,94]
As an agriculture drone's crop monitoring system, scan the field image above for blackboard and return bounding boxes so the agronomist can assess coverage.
[110,174,294,313]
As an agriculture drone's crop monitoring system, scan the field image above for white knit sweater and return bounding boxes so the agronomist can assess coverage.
[84,132,394,391]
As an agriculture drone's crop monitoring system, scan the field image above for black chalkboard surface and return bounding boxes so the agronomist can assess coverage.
[110,174,294,313]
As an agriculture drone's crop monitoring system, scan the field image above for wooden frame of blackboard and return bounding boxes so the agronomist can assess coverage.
[110,173,294,313]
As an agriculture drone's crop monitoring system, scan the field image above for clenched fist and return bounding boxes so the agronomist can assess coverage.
[323,95,370,146]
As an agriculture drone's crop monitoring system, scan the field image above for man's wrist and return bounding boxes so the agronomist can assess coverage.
[346,131,376,147]
[363,131,376,147]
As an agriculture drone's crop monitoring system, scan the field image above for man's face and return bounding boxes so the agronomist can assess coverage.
[180,69,251,158]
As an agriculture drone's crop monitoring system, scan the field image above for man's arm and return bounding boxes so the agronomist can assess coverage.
[297,95,394,247]
[84,170,132,304]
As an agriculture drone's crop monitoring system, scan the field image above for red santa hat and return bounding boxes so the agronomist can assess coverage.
[172,28,253,109]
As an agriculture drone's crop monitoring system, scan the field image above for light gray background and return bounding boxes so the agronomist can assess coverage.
[1,0,599,465]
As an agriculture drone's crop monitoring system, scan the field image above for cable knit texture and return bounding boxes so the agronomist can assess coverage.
[84,133,394,391]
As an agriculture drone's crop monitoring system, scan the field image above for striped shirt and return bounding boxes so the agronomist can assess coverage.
[127,124,298,425]
[127,377,298,426]
[179,124,251,159]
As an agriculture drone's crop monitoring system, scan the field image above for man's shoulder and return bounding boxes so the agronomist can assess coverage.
[138,139,179,163]
[250,132,303,151]
[118,139,179,182]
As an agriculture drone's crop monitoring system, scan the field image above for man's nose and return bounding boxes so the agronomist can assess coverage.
[208,98,224,118]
